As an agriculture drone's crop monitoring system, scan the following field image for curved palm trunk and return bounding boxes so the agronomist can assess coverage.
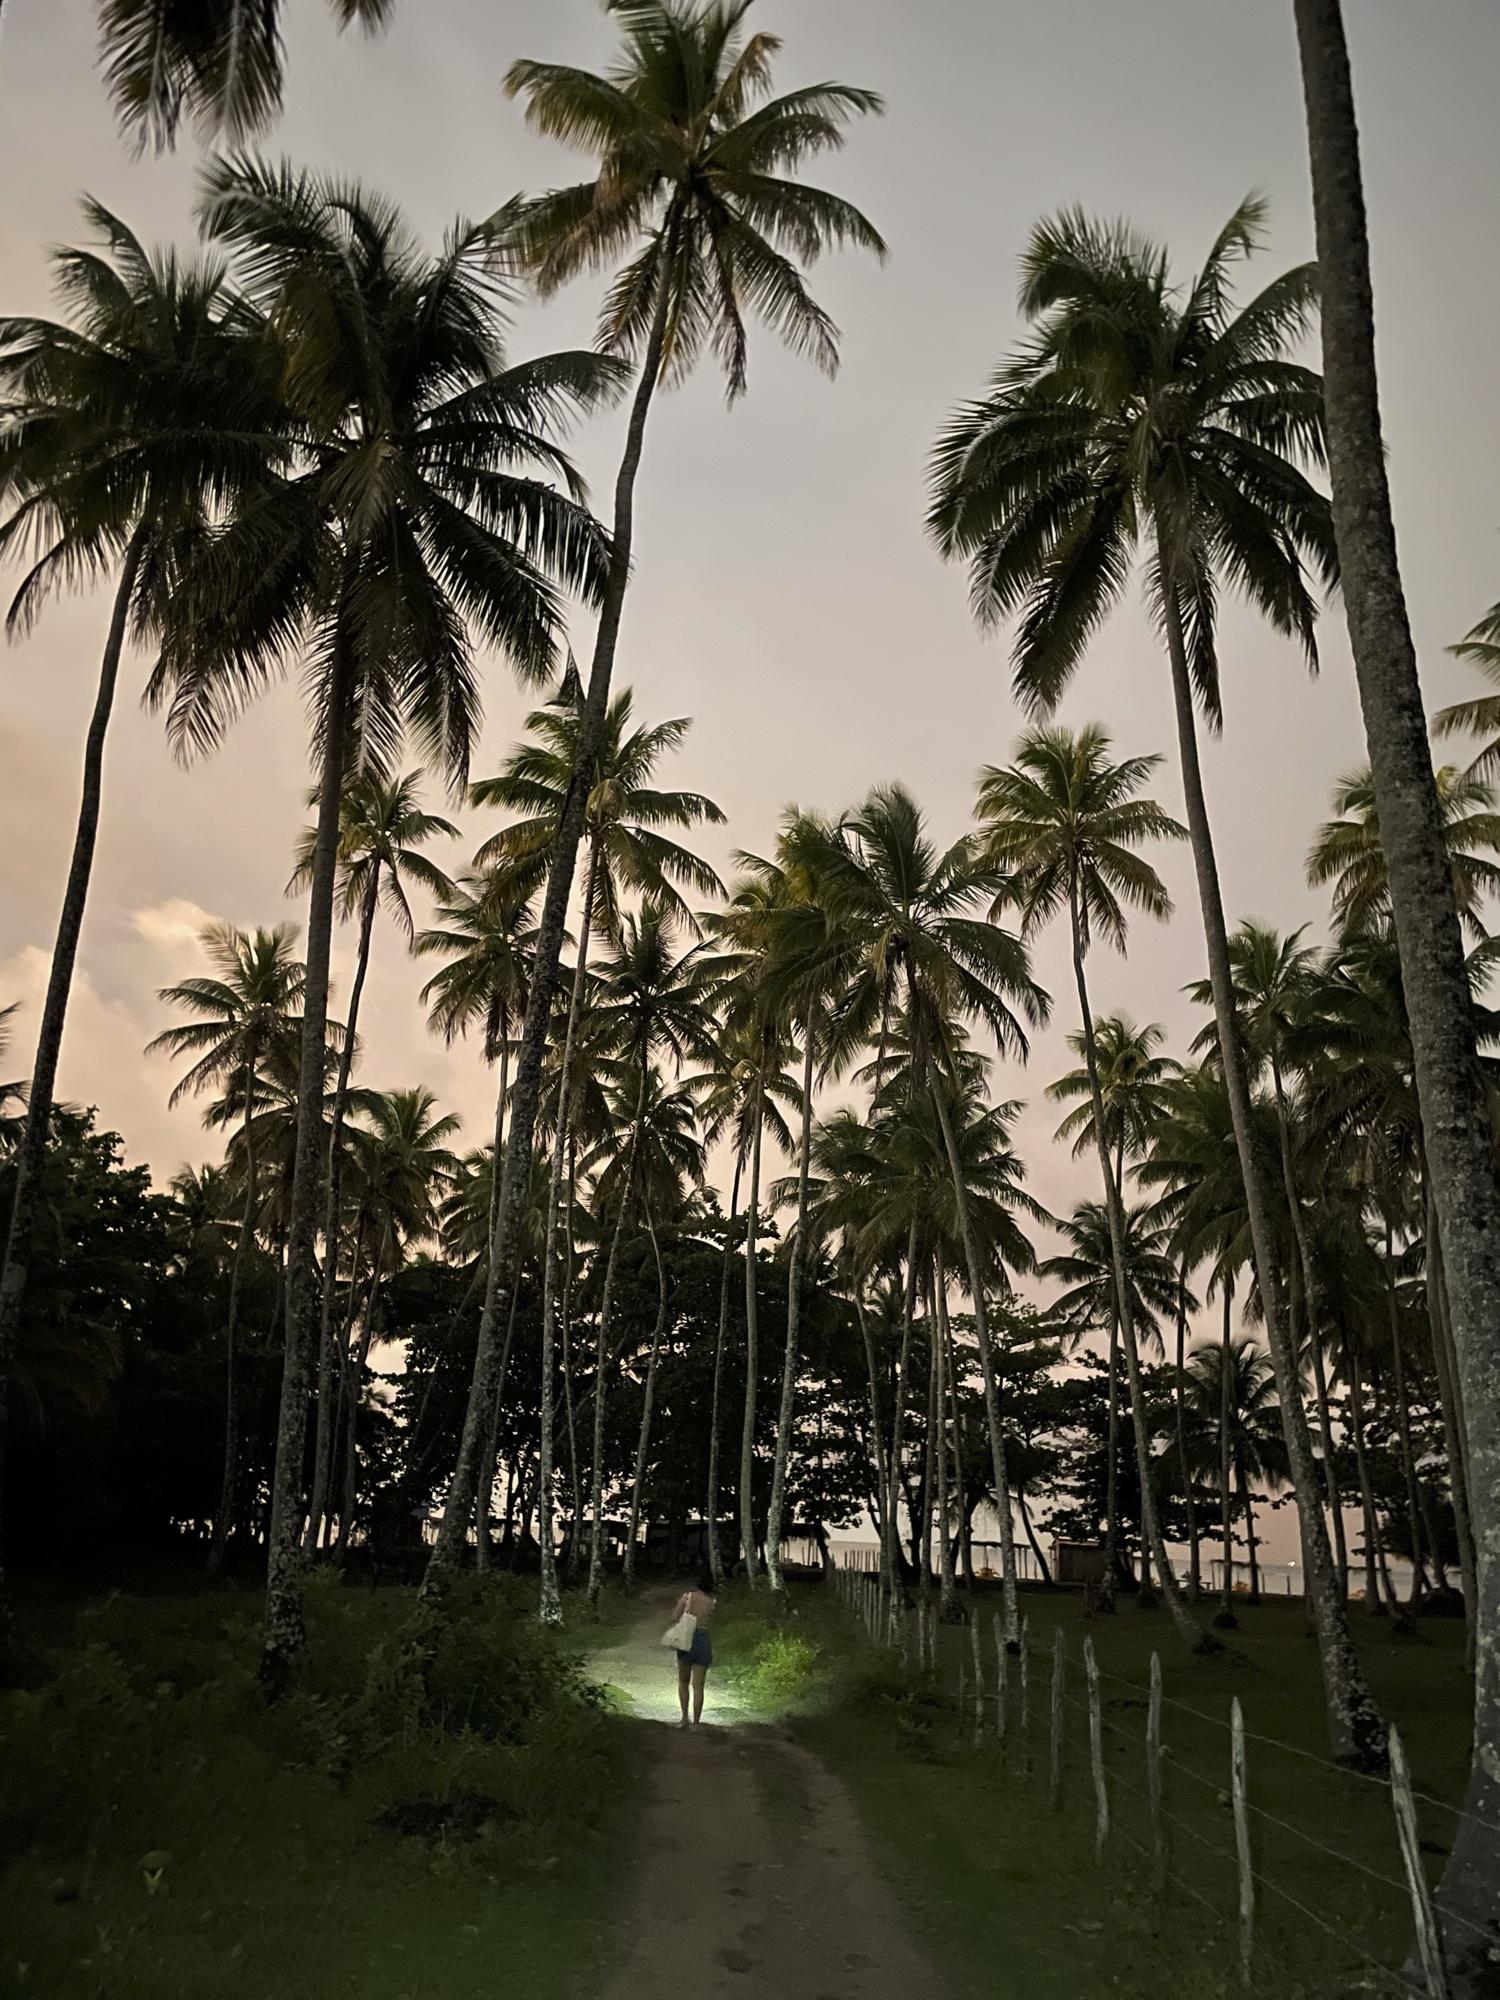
[261,618,355,1689]
[766,1033,816,1591]
[1159,553,1381,1753]
[623,1198,667,1588]
[1069,882,1212,1651]
[738,1061,767,1584]
[1293,0,1500,1954]
[1174,1262,1202,1597]
[0,532,145,1677]
[538,837,600,1623]
[705,1157,743,1591]
[423,239,678,1597]
[306,865,380,1554]
[586,1126,641,1607]
[927,1067,1021,1648]
[208,1058,259,1573]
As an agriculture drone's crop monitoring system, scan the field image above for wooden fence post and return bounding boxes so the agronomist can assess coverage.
[1147,1651,1165,1899]
[1049,1627,1065,1808]
[1083,1636,1108,1859]
[1390,1725,1449,2000]
[970,1613,984,1746]
[1231,1697,1253,1988]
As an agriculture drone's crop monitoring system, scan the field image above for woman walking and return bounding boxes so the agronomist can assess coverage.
[672,1572,716,1728]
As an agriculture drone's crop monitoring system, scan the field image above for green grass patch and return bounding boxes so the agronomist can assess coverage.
[1,1570,644,2000]
[798,1582,1471,1999]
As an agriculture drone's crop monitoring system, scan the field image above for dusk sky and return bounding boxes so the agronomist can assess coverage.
[2,0,1498,1390]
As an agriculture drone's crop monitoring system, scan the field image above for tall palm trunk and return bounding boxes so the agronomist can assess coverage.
[929,1259,958,1620]
[1342,1326,1393,1615]
[306,863,381,1552]
[262,618,355,1688]
[885,1224,919,1591]
[766,1032,816,1591]
[705,1157,743,1590]
[624,1198,667,1588]
[1296,0,1500,1913]
[1237,1452,1261,1602]
[1069,880,1212,1651]
[537,835,600,1623]
[940,1276,972,1596]
[1270,1059,1347,1584]
[918,1321,937,1587]
[424,233,679,1594]
[476,1280,523,1570]
[209,1054,258,1573]
[1382,1224,1426,1617]
[1158,552,1381,1754]
[561,1138,584,1579]
[853,1290,892,1589]
[1174,1261,1202,1596]
[927,1066,1022,1648]
[1101,1315,1122,1598]
[738,1059,767,1583]
[335,1219,391,1559]
[0,531,145,1677]
[1218,1280,1238,1624]
[586,1124,641,1606]
[1424,1189,1477,1639]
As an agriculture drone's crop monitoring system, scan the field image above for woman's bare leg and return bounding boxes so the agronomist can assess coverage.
[677,1660,691,1723]
[691,1665,707,1724]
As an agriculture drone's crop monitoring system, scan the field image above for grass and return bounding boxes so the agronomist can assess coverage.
[796,1580,1473,1999]
[0,1567,645,2000]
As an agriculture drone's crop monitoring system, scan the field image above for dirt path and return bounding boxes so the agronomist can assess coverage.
[588,1610,953,2000]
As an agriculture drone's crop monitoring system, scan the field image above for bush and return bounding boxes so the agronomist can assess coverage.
[742,1629,823,1709]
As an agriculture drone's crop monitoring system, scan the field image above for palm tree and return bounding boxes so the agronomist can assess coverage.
[292,769,457,1551]
[691,1017,798,1585]
[1294,0,1500,1843]
[472,684,723,1619]
[583,907,717,1602]
[1185,1336,1286,1603]
[928,199,1383,1758]
[0,1010,27,1155]
[1308,765,1500,940]
[332,1087,459,1552]
[1435,602,1500,777]
[98,0,396,151]
[1047,1014,1178,1165]
[0,202,287,1672]
[152,162,619,1685]
[977,722,1210,1650]
[429,0,885,1593]
[148,922,305,1567]
[797,784,1048,1642]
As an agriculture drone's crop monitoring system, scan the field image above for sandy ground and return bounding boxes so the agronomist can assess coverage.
[589,1610,952,2000]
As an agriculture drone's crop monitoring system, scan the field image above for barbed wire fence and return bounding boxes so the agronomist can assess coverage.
[829,1565,1475,1999]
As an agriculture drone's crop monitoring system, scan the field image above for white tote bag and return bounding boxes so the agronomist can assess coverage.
[660,1608,696,1651]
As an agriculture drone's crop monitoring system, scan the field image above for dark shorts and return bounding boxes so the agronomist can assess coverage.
[677,1629,713,1669]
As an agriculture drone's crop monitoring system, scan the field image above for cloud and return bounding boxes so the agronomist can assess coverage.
[130,898,222,953]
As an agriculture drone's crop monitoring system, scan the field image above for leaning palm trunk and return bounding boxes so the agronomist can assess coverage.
[933,1260,965,1621]
[475,1282,523,1571]
[766,1035,817,1592]
[537,836,599,1623]
[423,253,677,1596]
[1383,1228,1427,1617]
[1296,0,1500,1914]
[1101,1316,1122,1600]
[560,1142,584,1578]
[705,1158,743,1590]
[927,1067,1022,1649]
[1158,551,1381,1753]
[261,622,356,1689]
[335,1221,390,1560]
[738,1061,767,1584]
[306,863,380,1553]
[623,1199,668,1588]
[1218,1282,1238,1624]
[1068,888,1213,1652]
[929,1262,958,1620]
[884,1224,920,1591]
[854,1292,893,1593]
[0,531,145,1677]
[209,1058,258,1573]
